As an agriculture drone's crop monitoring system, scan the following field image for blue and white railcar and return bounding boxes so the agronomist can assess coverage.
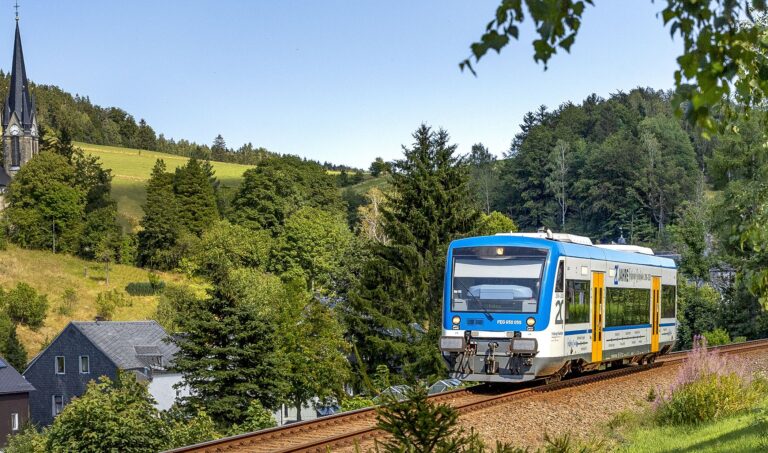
[439,232,677,383]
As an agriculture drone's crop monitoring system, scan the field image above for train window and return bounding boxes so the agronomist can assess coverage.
[451,246,548,313]
[565,280,589,324]
[661,285,676,318]
[605,288,651,327]
[555,261,564,293]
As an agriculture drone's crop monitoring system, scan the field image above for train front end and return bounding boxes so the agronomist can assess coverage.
[439,236,561,382]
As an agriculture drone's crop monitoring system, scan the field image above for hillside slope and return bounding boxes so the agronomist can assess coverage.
[76,142,254,229]
[0,246,193,358]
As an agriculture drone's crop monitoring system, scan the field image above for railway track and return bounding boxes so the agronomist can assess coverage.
[166,338,768,453]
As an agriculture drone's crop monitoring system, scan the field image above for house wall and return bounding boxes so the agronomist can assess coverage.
[0,392,30,448]
[147,373,188,411]
[23,325,118,427]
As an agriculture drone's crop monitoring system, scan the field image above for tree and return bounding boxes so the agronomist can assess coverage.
[171,269,289,426]
[0,310,27,371]
[272,207,355,294]
[45,374,165,453]
[173,158,219,237]
[137,160,180,269]
[475,211,518,236]
[211,134,227,161]
[229,156,343,234]
[545,139,571,229]
[187,220,272,282]
[5,152,86,253]
[279,279,350,421]
[136,119,157,151]
[369,157,390,177]
[637,116,698,239]
[467,143,498,214]
[347,124,478,381]
[3,282,48,330]
[357,187,390,244]
[461,1,768,133]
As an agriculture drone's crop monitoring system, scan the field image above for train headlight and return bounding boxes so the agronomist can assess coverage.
[526,317,536,327]
[451,316,461,325]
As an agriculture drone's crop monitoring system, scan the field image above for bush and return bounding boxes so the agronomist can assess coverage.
[374,386,524,452]
[4,424,47,453]
[228,400,277,435]
[703,328,730,346]
[4,283,48,329]
[125,281,165,296]
[733,336,747,343]
[95,289,130,320]
[653,336,764,425]
[57,288,77,316]
[341,395,375,412]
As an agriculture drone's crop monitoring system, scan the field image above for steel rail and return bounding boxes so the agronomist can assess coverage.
[166,338,768,453]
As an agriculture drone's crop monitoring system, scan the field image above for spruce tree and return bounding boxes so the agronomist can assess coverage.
[171,270,289,426]
[137,160,180,269]
[4,326,27,371]
[346,124,477,381]
[173,158,219,237]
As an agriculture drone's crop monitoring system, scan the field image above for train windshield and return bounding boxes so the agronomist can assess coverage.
[451,246,548,313]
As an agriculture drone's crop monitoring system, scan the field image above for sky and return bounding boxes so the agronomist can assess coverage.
[10,1,682,168]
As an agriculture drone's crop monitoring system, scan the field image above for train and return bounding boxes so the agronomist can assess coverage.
[439,231,677,383]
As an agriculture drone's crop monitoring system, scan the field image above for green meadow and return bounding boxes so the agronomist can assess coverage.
[75,142,254,229]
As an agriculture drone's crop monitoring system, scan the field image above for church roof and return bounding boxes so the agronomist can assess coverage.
[3,21,35,129]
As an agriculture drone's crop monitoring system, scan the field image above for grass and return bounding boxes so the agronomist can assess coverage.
[75,142,254,229]
[0,245,194,358]
[345,175,389,197]
[603,399,768,453]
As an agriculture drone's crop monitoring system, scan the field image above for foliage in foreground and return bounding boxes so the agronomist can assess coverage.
[653,336,765,425]
[4,373,220,453]
[372,386,524,453]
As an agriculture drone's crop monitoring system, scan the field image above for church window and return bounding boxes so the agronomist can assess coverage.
[11,136,20,167]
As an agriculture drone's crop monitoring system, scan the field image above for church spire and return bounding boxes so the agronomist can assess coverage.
[1,6,38,179]
[3,16,34,129]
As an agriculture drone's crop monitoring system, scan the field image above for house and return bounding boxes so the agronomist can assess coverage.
[0,357,35,448]
[23,321,187,427]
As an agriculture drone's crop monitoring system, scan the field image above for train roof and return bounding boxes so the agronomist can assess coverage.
[449,235,677,269]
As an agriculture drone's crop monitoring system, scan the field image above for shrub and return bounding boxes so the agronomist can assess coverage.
[733,336,747,343]
[230,400,277,435]
[341,395,375,412]
[57,288,77,316]
[4,424,47,453]
[374,386,524,452]
[702,328,730,346]
[653,336,763,425]
[125,282,165,296]
[95,289,130,320]
[4,283,48,329]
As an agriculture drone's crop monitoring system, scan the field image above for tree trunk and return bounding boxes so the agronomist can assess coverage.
[295,396,302,422]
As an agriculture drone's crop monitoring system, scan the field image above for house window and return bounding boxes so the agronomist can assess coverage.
[55,356,65,374]
[52,395,64,417]
[80,356,90,374]
[11,412,19,431]
[11,136,20,167]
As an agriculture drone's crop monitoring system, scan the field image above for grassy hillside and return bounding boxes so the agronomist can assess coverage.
[0,246,193,358]
[76,142,254,229]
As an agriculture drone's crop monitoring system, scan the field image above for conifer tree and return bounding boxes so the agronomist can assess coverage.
[346,124,477,381]
[173,158,219,237]
[137,160,180,269]
[171,270,289,426]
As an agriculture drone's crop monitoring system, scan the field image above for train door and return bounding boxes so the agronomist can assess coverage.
[651,276,661,353]
[591,272,604,363]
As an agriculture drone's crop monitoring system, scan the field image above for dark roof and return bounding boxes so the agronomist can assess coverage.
[0,167,10,186]
[0,357,35,395]
[3,21,35,129]
[72,321,178,371]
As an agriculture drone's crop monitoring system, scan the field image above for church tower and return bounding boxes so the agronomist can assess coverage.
[0,12,38,186]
